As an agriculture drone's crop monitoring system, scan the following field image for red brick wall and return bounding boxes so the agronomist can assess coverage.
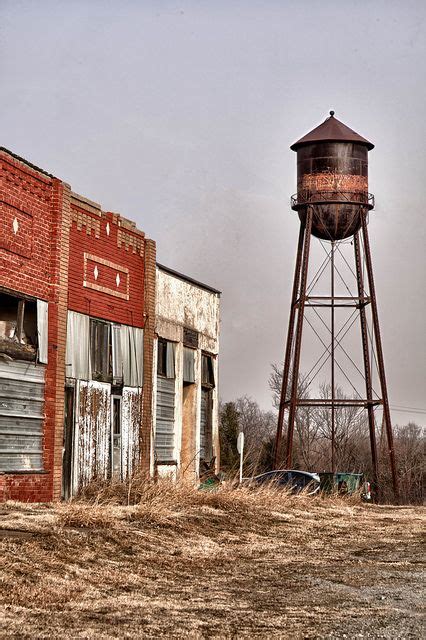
[68,201,146,327]
[0,149,156,502]
[0,473,52,503]
[0,152,69,502]
[0,152,54,299]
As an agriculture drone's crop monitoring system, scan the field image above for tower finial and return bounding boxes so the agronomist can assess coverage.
[329,110,335,117]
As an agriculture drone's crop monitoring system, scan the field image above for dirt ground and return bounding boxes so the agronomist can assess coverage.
[0,493,424,639]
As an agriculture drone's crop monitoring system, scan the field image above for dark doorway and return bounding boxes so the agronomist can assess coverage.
[62,386,75,500]
[111,395,122,479]
[200,387,213,464]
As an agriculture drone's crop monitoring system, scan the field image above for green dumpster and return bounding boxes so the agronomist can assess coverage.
[320,472,364,494]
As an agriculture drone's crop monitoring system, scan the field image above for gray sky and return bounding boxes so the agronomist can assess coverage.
[1,0,425,426]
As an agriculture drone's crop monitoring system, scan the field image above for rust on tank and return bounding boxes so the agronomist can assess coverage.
[299,172,368,193]
[290,112,374,241]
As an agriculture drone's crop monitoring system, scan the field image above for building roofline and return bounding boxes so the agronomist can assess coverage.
[0,146,56,179]
[157,263,221,296]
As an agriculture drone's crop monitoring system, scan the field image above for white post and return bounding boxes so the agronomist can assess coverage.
[237,431,245,485]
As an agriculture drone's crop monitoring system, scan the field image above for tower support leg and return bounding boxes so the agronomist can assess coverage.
[354,230,379,498]
[360,212,399,500]
[274,220,306,467]
[284,207,313,468]
[330,241,336,473]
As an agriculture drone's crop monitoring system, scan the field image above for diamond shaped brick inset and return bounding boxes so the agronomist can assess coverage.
[116,273,121,287]
[0,204,33,257]
[94,266,99,280]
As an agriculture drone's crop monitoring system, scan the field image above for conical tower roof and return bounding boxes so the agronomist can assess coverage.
[290,111,374,151]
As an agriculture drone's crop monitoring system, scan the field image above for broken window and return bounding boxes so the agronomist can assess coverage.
[121,325,144,387]
[0,292,47,472]
[200,354,215,467]
[157,338,175,378]
[90,319,111,382]
[200,388,213,463]
[111,324,123,383]
[66,311,91,379]
[201,353,215,388]
[36,300,48,364]
[183,347,195,383]
[0,291,47,363]
[67,314,143,386]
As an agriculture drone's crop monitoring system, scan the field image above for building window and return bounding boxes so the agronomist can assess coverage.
[0,292,46,471]
[157,338,175,378]
[67,313,143,386]
[0,290,48,364]
[183,347,195,383]
[155,338,176,462]
[201,353,215,388]
[200,388,213,464]
[90,319,112,382]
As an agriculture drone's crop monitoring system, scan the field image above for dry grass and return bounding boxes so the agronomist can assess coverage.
[1,479,424,639]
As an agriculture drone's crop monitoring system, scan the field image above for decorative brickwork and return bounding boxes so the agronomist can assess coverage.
[0,152,54,301]
[83,253,130,300]
[0,202,33,258]
[117,228,144,255]
[2,159,52,202]
[68,205,145,327]
[71,207,101,238]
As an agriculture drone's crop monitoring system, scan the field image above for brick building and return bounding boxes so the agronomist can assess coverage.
[0,148,156,501]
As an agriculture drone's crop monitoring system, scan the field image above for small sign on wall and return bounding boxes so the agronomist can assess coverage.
[183,326,199,349]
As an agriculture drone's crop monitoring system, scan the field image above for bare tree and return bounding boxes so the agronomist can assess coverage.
[385,423,425,503]
[234,396,276,472]
[312,382,368,471]
[269,364,320,470]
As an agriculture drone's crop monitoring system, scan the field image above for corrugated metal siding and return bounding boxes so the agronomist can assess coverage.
[121,387,142,479]
[0,361,45,471]
[74,380,111,492]
[155,376,175,461]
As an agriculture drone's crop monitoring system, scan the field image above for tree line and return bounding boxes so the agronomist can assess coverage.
[219,364,425,504]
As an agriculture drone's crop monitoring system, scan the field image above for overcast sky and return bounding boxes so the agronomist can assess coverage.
[1,0,425,426]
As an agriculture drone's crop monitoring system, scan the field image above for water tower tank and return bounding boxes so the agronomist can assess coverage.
[290,112,374,240]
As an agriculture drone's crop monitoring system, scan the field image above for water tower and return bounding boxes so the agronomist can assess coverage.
[274,112,398,499]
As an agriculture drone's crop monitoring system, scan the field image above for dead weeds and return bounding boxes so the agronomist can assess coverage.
[1,480,424,638]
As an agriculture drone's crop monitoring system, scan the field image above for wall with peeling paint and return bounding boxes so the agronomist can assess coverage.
[154,266,220,483]
[156,269,220,355]
[65,311,146,495]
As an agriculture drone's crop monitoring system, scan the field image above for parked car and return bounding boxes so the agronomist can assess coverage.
[242,470,320,495]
